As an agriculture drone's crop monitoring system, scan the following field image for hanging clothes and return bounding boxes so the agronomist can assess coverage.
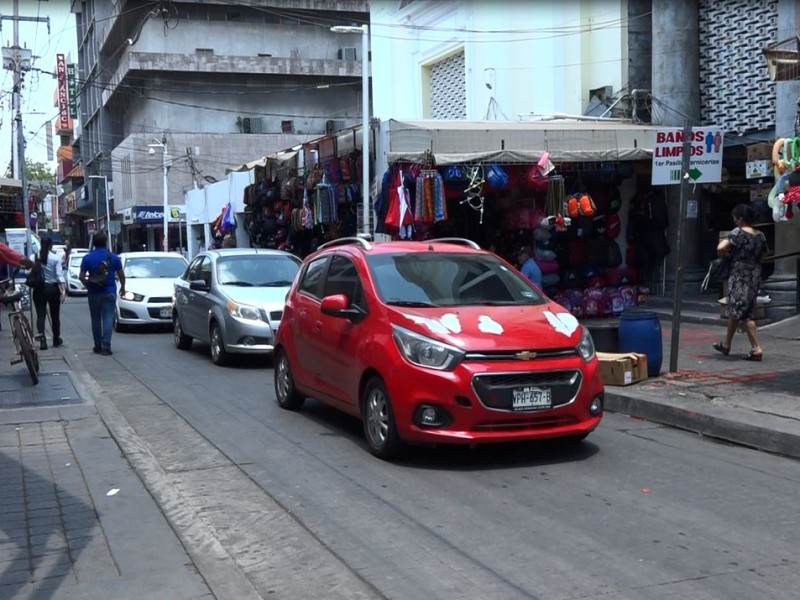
[396,169,413,239]
[314,181,336,225]
[415,170,447,224]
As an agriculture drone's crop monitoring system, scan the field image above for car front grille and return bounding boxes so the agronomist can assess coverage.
[150,297,172,303]
[259,309,283,323]
[471,370,582,411]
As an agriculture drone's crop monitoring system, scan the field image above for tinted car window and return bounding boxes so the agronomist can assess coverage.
[298,257,327,298]
[366,252,546,306]
[322,255,366,310]
[186,257,205,281]
[216,254,300,286]
[124,256,187,278]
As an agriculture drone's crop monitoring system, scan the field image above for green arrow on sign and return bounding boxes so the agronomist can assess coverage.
[688,167,702,180]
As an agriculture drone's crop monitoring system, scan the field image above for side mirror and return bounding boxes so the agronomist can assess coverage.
[189,279,210,292]
[320,293,362,320]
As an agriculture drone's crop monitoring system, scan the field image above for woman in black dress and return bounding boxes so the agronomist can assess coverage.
[712,204,768,361]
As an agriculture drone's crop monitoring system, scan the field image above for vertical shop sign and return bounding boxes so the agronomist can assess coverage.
[56,54,70,131]
[67,63,78,119]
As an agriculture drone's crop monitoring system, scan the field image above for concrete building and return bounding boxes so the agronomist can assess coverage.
[69,0,369,250]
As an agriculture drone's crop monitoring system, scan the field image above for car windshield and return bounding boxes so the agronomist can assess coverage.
[216,254,300,286]
[366,252,547,307]
[124,256,188,278]
[69,256,83,268]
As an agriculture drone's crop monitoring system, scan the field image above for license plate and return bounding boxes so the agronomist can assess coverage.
[159,307,171,319]
[511,386,552,410]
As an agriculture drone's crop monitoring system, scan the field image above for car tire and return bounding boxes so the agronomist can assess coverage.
[209,321,229,366]
[362,376,405,460]
[274,348,305,410]
[173,314,192,350]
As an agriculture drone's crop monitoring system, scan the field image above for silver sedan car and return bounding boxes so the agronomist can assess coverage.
[172,248,301,366]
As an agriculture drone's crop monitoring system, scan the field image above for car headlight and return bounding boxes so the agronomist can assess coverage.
[121,291,145,302]
[392,325,465,371]
[227,300,261,321]
[576,327,596,362]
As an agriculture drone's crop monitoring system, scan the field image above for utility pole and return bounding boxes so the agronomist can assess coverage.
[2,0,49,319]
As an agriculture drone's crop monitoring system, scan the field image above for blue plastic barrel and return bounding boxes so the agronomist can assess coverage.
[617,311,662,377]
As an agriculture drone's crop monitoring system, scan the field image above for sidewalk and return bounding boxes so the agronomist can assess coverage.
[0,323,211,598]
[602,313,800,459]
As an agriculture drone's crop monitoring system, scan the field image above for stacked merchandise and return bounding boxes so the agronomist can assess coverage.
[243,152,362,256]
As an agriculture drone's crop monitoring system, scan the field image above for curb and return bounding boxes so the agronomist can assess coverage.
[604,390,800,460]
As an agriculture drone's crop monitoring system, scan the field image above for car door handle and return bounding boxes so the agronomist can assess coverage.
[313,320,322,333]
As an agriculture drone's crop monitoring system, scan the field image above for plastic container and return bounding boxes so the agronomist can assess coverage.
[618,311,662,377]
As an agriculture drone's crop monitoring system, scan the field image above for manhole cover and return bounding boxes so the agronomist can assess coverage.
[0,372,82,408]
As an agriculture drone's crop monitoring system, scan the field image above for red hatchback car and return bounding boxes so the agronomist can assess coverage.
[274,237,604,459]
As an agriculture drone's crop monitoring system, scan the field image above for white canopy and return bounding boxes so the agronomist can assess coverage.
[227,149,299,173]
[384,119,660,164]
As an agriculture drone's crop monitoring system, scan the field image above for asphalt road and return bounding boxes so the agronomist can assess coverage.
[62,300,800,600]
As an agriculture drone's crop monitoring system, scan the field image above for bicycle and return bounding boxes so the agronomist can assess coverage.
[1,273,39,385]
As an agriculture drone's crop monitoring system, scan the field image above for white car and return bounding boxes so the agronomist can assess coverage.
[66,252,90,296]
[115,252,189,331]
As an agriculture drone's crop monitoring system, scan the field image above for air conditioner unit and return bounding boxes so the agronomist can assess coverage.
[337,47,357,61]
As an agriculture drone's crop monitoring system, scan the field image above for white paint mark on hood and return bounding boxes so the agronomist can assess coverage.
[477,315,503,335]
[403,313,462,335]
[544,311,579,337]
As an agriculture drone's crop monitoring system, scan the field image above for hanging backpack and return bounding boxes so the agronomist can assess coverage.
[578,192,596,217]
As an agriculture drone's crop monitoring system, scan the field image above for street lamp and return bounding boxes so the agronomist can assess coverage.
[148,135,170,251]
[88,174,111,247]
[330,23,370,235]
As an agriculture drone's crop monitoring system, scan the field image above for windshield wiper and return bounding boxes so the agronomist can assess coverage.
[385,299,438,307]
[255,280,294,287]
[464,300,518,305]
[223,281,254,287]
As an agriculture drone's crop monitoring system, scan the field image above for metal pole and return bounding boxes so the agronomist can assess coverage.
[162,137,169,251]
[668,120,693,373]
[361,25,370,235]
[103,175,111,246]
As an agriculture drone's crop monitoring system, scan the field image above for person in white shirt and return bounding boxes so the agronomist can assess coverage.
[30,236,66,350]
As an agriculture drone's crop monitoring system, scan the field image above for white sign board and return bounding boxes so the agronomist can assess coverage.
[651,127,724,185]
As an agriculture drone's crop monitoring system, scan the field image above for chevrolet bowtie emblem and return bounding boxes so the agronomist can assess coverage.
[516,351,537,360]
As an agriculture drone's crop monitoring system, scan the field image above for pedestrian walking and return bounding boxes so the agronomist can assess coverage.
[713,203,768,361]
[79,232,126,356]
[30,236,67,350]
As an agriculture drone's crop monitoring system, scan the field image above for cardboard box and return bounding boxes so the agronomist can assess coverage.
[746,142,773,161]
[596,352,648,386]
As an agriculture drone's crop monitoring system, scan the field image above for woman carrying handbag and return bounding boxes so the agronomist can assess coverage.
[712,204,768,361]
[30,236,66,350]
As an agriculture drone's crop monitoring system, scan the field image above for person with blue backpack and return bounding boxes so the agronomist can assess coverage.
[79,232,126,356]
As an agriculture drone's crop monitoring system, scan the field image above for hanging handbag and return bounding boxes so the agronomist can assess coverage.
[700,256,731,292]
[25,258,44,290]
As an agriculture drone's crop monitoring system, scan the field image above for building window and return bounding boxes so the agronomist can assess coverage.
[427,50,466,119]
[281,120,294,133]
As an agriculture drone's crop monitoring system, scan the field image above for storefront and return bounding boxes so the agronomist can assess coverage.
[119,205,187,252]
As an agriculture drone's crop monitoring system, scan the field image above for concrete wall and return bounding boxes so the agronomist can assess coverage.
[651,0,702,272]
[110,132,315,212]
[120,87,360,137]
[370,0,628,121]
